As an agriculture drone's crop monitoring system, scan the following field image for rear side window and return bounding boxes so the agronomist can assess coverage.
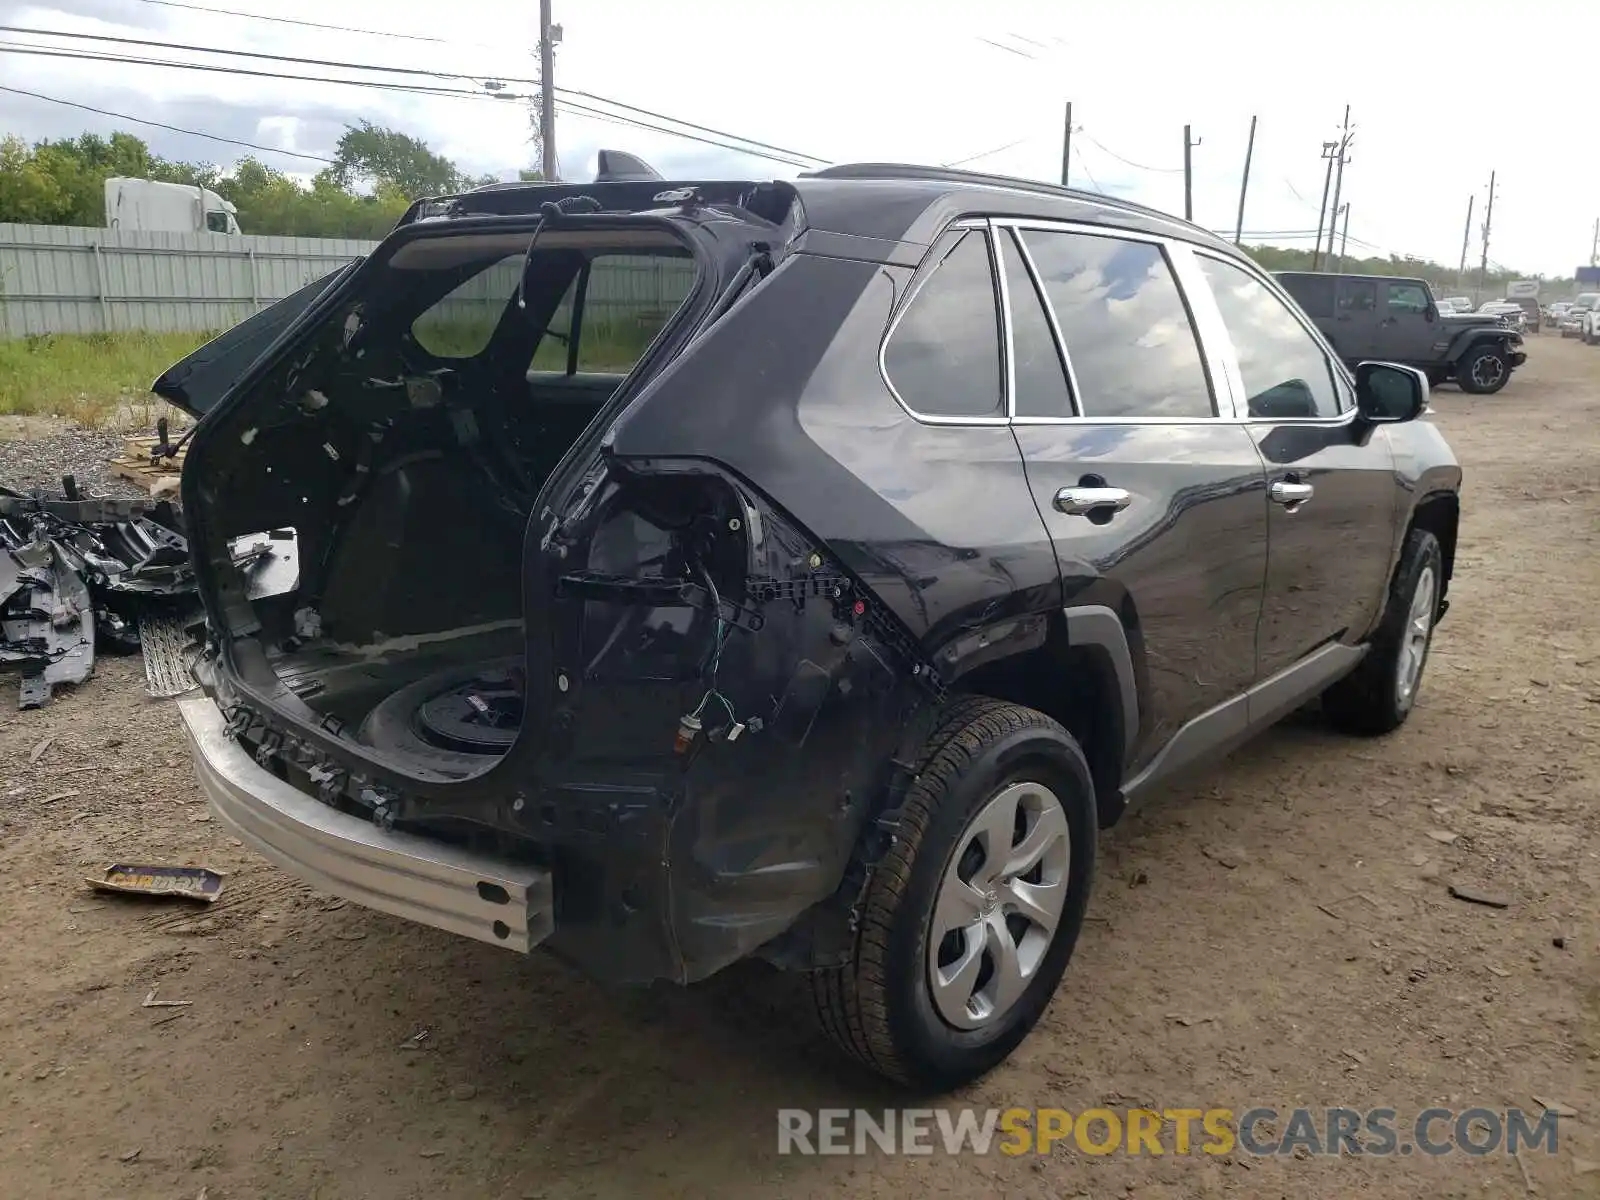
[410,250,694,372]
[1386,282,1431,313]
[1281,274,1335,318]
[412,253,523,357]
[1337,279,1377,312]
[532,254,696,374]
[1020,230,1214,419]
[884,230,1004,417]
[1199,256,1342,419]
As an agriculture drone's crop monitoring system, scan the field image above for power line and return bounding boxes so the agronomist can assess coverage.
[1071,144,1103,194]
[1076,130,1182,174]
[942,134,1033,168]
[129,0,492,49]
[0,82,335,162]
[0,26,830,166]
[0,44,824,167]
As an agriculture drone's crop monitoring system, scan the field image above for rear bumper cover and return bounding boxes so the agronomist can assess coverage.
[179,695,554,953]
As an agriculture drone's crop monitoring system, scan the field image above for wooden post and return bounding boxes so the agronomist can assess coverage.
[91,241,111,332]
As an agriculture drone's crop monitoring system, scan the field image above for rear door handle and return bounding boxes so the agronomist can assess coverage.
[1054,486,1132,516]
[1269,480,1314,506]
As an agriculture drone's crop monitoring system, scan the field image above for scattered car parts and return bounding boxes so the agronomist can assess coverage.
[0,481,201,707]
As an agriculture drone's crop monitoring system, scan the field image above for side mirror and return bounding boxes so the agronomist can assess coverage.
[1424,303,1437,322]
[1354,361,1428,424]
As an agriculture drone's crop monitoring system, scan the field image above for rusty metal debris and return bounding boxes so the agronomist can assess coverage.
[1,480,202,707]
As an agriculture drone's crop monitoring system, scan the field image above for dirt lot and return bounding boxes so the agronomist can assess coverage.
[2,339,1596,1200]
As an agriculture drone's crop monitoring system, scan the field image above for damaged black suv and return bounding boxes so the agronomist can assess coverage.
[161,158,1462,1091]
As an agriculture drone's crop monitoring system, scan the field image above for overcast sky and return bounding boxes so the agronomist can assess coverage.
[0,0,1591,277]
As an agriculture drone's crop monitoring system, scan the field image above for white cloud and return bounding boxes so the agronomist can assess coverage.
[0,0,1592,275]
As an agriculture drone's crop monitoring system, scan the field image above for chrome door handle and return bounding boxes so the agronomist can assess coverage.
[1269,480,1314,506]
[1054,487,1132,516]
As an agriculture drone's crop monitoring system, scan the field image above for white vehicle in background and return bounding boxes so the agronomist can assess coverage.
[1560,293,1600,339]
[1440,296,1474,313]
[104,177,241,235]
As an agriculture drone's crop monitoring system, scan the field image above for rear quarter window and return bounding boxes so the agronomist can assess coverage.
[882,229,1005,418]
[1279,274,1335,318]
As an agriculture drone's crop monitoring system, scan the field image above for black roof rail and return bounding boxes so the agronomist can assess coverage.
[802,162,1199,231]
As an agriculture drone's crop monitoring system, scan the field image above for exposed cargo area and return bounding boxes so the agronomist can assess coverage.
[183,222,698,780]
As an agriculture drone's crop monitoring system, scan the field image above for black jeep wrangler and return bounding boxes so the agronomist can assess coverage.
[1276,271,1526,394]
[159,159,1463,1091]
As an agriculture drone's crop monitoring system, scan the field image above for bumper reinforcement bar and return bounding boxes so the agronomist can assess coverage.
[178,696,553,953]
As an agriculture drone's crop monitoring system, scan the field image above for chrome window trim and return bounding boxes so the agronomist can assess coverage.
[1190,246,1360,423]
[877,213,1363,432]
[1000,219,1231,426]
[1007,226,1083,417]
[987,218,1017,419]
[876,219,1011,427]
[1166,241,1246,420]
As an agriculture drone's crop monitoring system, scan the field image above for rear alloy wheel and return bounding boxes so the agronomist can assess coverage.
[811,698,1096,1091]
[1455,345,1510,394]
[1323,528,1442,736]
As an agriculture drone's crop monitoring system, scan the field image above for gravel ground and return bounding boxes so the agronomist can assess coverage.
[0,416,152,500]
[0,341,1596,1200]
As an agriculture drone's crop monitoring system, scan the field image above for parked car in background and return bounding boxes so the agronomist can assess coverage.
[1504,296,1540,334]
[1558,293,1599,338]
[1276,271,1526,393]
[158,159,1464,1091]
[1545,301,1571,328]
[1440,296,1473,313]
[1478,301,1526,333]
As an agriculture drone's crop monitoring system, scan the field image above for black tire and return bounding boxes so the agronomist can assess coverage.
[1455,343,1510,394]
[1323,529,1443,736]
[356,656,522,777]
[811,697,1097,1092]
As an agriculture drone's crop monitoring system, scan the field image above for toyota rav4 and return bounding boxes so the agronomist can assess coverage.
[159,160,1463,1091]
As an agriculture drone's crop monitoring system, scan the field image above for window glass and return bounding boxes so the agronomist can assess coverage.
[1020,230,1214,419]
[1337,279,1377,312]
[1000,229,1073,418]
[204,211,230,234]
[412,253,524,357]
[1386,283,1432,313]
[1199,256,1343,419]
[413,251,694,369]
[884,230,1004,417]
[570,255,693,373]
[1280,274,1335,318]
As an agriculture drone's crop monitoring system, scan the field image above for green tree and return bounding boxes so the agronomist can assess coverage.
[329,120,475,199]
[0,136,69,223]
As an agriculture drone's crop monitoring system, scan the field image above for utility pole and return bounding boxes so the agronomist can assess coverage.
[1183,125,1201,222]
[1590,216,1598,267]
[538,0,558,181]
[1312,141,1337,270]
[1325,105,1353,272]
[1233,114,1256,245]
[1061,101,1072,187]
[1336,204,1350,272]
[1477,169,1496,295]
[1456,194,1475,286]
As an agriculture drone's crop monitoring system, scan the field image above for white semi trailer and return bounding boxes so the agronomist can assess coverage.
[104,177,241,234]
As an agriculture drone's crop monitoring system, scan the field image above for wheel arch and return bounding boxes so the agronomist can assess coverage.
[1446,329,1513,362]
[1407,489,1460,604]
[947,605,1140,830]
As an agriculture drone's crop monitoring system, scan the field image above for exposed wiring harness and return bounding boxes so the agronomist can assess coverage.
[677,558,742,750]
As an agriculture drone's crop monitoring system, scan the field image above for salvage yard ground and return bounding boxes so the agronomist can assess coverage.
[1,340,1597,1200]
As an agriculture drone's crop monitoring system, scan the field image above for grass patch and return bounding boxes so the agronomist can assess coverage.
[1,314,670,428]
[0,331,211,426]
